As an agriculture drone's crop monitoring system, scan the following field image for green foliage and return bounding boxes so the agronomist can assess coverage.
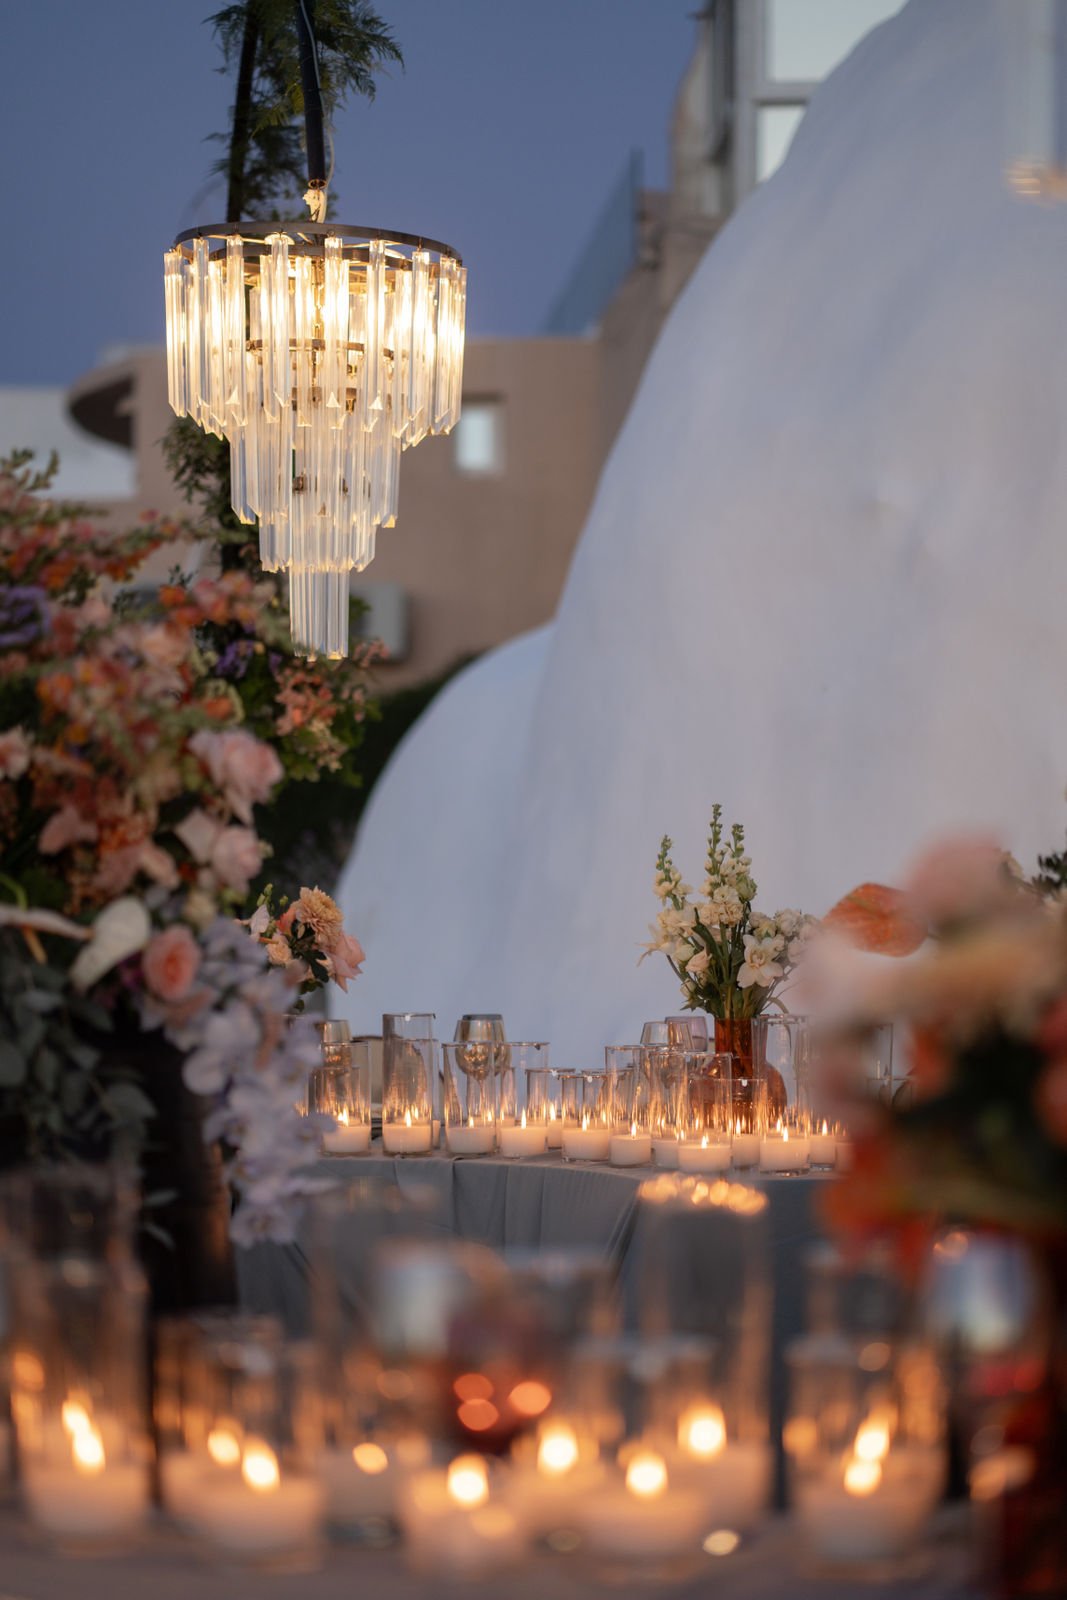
[207,0,402,218]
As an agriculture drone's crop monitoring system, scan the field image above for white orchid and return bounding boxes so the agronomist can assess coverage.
[737,934,785,990]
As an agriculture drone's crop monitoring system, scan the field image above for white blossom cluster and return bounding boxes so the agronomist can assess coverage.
[645,806,817,1017]
[142,917,331,1245]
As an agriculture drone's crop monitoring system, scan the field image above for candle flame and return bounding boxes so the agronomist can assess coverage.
[548,1103,557,1122]
[630,1121,638,1138]
[776,1118,783,1134]
[520,1109,527,1129]
[821,1119,829,1135]
[447,1454,489,1508]
[678,1403,727,1461]
[468,1114,474,1128]
[581,1113,590,1131]
[352,1442,389,1475]
[404,1108,412,1128]
[700,1134,709,1149]
[853,1413,892,1464]
[207,1423,242,1467]
[61,1397,92,1440]
[843,1457,882,1496]
[337,1108,349,1127]
[783,1126,789,1143]
[242,1440,280,1493]
[72,1424,106,1475]
[626,1450,668,1500]
[537,1422,579,1478]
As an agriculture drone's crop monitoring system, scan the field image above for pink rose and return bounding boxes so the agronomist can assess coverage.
[327,929,365,991]
[143,925,201,1002]
[189,729,283,824]
[39,804,98,854]
[210,826,263,893]
[0,727,30,780]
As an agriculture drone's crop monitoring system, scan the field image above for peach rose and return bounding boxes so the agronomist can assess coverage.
[328,929,365,991]
[189,729,283,824]
[143,925,201,1002]
[903,836,1015,928]
[266,933,292,965]
[210,826,263,894]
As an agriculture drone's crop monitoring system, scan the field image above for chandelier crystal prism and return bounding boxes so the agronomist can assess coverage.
[163,223,466,656]
[162,2,466,659]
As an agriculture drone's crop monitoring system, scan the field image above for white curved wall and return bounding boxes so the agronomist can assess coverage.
[336,0,1067,1061]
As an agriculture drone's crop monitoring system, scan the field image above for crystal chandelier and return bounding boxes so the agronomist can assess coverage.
[163,7,466,658]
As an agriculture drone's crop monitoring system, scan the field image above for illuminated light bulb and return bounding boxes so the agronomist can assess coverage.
[843,1457,882,1496]
[352,1442,389,1475]
[447,1455,489,1508]
[537,1423,580,1477]
[72,1425,106,1475]
[242,1440,280,1493]
[509,1381,552,1417]
[625,1450,668,1500]
[207,1424,242,1467]
[678,1403,727,1461]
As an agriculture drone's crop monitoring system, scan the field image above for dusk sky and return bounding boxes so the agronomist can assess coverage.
[0,1,696,386]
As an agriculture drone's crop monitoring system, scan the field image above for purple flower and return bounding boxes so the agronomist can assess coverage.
[0,586,47,649]
[215,640,252,680]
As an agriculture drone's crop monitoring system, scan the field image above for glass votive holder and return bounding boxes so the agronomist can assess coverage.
[786,1338,945,1577]
[498,1044,551,1158]
[808,1117,838,1170]
[560,1071,613,1162]
[309,1042,373,1156]
[177,1317,324,1570]
[382,1036,436,1156]
[605,1046,652,1167]
[397,1451,524,1580]
[758,1109,812,1174]
[678,1054,733,1173]
[644,1046,686,1169]
[730,1081,766,1170]
[10,1252,150,1551]
[443,1041,499,1157]
[753,1012,814,1124]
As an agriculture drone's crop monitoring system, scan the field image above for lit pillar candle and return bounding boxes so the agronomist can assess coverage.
[808,1121,837,1169]
[446,1117,496,1156]
[577,1447,708,1559]
[562,1114,611,1162]
[545,1103,562,1149]
[322,1109,372,1155]
[498,1111,547,1159]
[383,1108,433,1155]
[759,1122,810,1173]
[731,1121,760,1169]
[609,1123,652,1167]
[795,1414,942,1565]
[652,1134,682,1169]
[668,1403,771,1532]
[23,1402,148,1542]
[678,1133,732,1173]
[183,1438,323,1560]
[398,1454,523,1578]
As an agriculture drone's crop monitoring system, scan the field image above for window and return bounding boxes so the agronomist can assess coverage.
[453,399,503,475]
[765,0,905,84]
[756,104,805,182]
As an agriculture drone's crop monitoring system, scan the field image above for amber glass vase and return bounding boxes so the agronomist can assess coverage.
[713,1016,754,1080]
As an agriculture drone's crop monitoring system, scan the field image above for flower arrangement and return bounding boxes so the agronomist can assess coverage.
[646,805,816,1019]
[245,884,365,1000]
[0,453,367,1242]
[813,838,1067,1250]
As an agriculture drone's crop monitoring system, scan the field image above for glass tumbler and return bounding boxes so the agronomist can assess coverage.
[498,1043,551,1158]
[382,1037,436,1156]
[443,1041,499,1156]
[309,1040,373,1155]
[560,1071,613,1162]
